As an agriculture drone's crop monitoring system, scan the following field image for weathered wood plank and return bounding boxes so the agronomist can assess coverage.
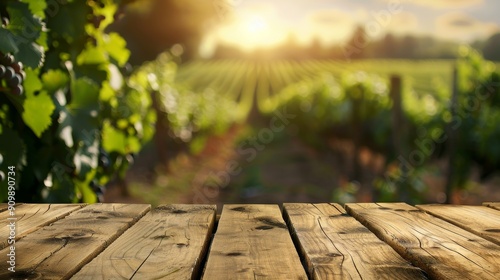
[417,205,500,246]
[0,203,150,280]
[0,204,85,249]
[72,205,216,280]
[0,203,10,212]
[346,203,500,280]
[483,202,500,211]
[284,203,426,280]
[202,204,308,280]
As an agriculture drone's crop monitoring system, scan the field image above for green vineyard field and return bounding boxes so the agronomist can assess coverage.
[176,59,462,114]
[175,56,500,202]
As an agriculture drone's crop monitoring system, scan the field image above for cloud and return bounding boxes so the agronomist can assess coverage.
[386,11,419,34]
[402,0,484,9]
[300,9,357,45]
[308,9,356,26]
[436,12,499,41]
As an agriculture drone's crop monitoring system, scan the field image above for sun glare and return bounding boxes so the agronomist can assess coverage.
[246,15,268,33]
[213,12,288,52]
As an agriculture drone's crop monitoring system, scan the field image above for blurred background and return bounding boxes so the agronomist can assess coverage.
[109,0,500,206]
[1,0,499,206]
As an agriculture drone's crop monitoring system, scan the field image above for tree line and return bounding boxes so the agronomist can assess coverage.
[212,25,500,61]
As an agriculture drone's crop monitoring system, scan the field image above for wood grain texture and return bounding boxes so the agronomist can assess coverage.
[284,203,426,280]
[0,203,150,280]
[346,203,500,280]
[483,202,500,211]
[71,205,216,280]
[0,203,10,212]
[0,204,85,249]
[202,204,308,280]
[417,204,500,246]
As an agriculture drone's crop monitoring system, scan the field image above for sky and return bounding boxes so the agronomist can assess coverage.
[200,0,500,55]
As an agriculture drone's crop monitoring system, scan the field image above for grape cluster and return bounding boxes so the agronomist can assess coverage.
[0,52,25,96]
[1,15,25,96]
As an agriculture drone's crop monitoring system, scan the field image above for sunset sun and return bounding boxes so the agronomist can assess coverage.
[246,15,268,33]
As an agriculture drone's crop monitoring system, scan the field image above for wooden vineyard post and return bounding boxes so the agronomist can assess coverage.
[445,66,459,203]
[389,75,409,202]
[350,87,363,182]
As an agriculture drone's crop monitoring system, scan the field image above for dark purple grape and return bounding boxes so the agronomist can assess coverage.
[4,54,14,65]
[0,65,6,78]
[19,70,26,80]
[4,66,14,80]
[11,85,23,96]
[12,61,22,73]
[7,74,22,87]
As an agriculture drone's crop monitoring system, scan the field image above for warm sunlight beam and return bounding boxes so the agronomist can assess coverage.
[246,15,268,33]
[214,12,288,52]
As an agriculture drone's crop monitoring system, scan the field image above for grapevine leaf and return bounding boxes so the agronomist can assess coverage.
[45,172,75,203]
[76,181,97,203]
[0,29,19,54]
[24,68,43,95]
[6,1,43,38]
[100,82,115,102]
[57,107,99,149]
[55,78,100,150]
[77,46,108,65]
[74,65,108,85]
[102,33,130,66]
[70,78,100,109]
[6,1,45,67]
[0,127,25,202]
[74,137,99,180]
[45,1,88,43]
[127,136,141,153]
[22,91,55,138]
[42,69,69,94]
[102,123,127,154]
[15,41,45,68]
[20,0,47,19]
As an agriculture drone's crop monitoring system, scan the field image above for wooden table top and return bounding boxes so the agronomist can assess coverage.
[1,202,499,279]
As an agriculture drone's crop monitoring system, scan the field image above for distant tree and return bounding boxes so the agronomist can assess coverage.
[344,25,367,60]
[483,33,500,61]
[308,37,324,59]
[110,0,226,64]
[378,33,398,58]
[400,35,418,58]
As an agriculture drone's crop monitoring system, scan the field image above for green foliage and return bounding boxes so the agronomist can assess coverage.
[0,0,155,203]
[148,53,238,147]
[266,49,500,202]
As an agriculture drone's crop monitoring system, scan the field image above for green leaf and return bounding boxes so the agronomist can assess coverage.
[77,46,108,65]
[127,136,141,153]
[22,91,55,138]
[0,127,25,202]
[102,122,127,154]
[76,181,98,203]
[0,29,19,54]
[74,137,99,180]
[6,1,43,38]
[70,78,100,109]
[24,68,43,95]
[45,1,88,43]
[42,69,69,94]
[21,0,47,19]
[45,171,75,203]
[6,1,45,67]
[15,41,45,68]
[102,33,130,66]
[100,82,115,102]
